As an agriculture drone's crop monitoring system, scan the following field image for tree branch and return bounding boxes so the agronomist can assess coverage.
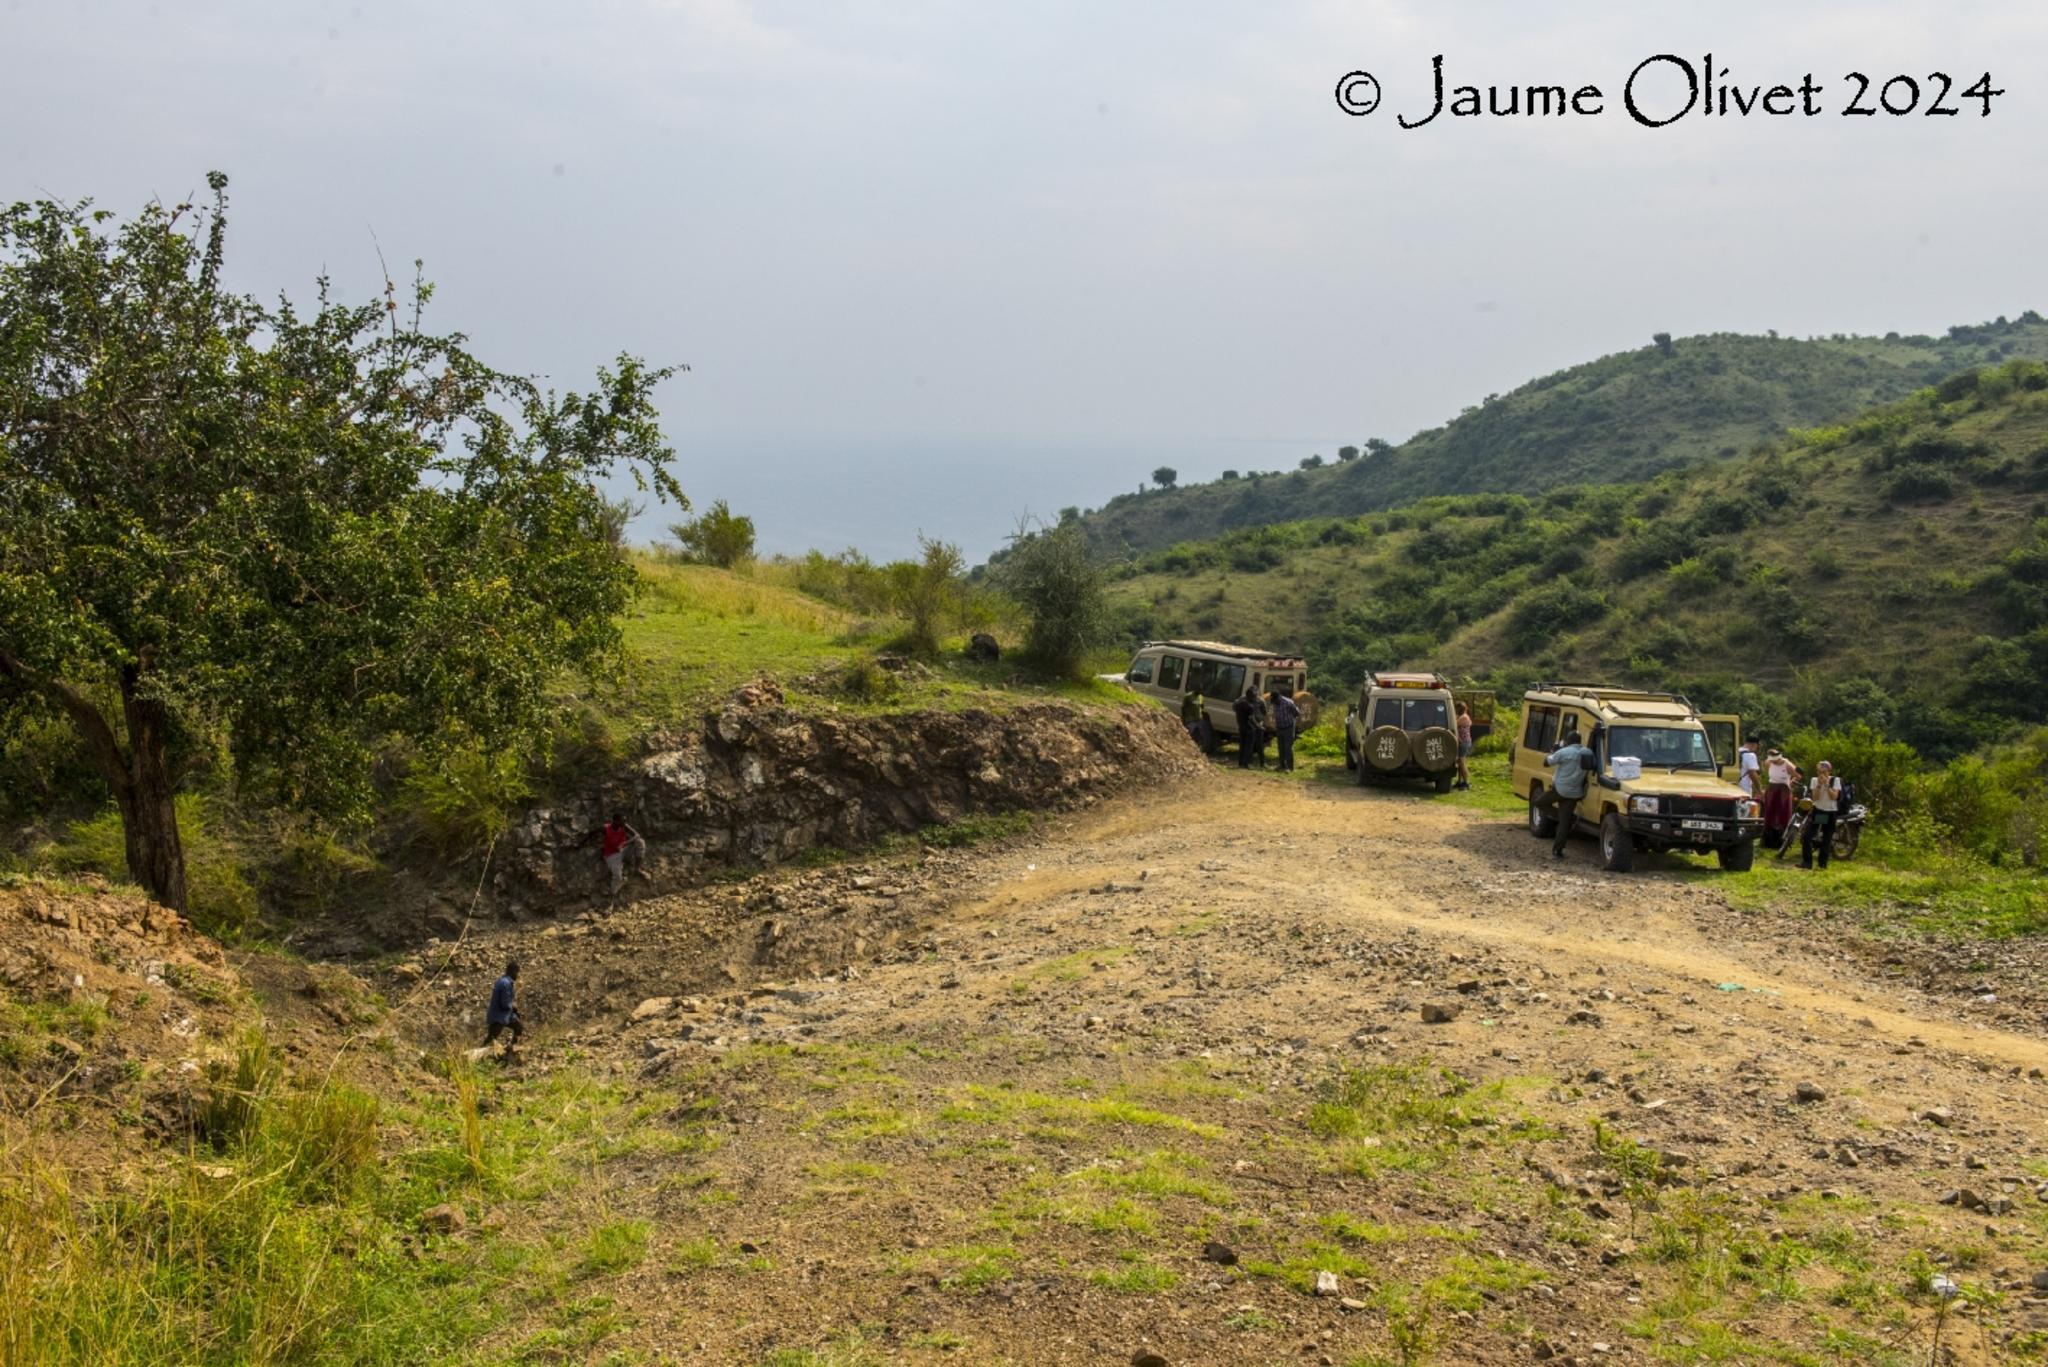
[0,647,131,799]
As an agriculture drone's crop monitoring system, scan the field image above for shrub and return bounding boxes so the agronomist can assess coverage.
[1779,723,1920,818]
[1884,466,1957,503]
[668,499,757,568]
[896,537,965,656]
[1506,582,1607,652]
[996,522,1109,680]
[400,745,532,857]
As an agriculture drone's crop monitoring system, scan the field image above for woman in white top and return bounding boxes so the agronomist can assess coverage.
[1761,748,1799,848]
[1799,760,1842,869]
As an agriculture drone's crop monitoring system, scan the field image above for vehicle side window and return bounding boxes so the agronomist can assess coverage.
[1215,664,1245,698]
[1158,655,1185,691]
[1525,706,1558,753]
[1268,674,1294,695]
[1372,698,1402,729]
[1128,656,1155,685]
[1407,699,1449,731]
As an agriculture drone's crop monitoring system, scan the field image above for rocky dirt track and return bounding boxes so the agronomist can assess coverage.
[411,767,2048,1366]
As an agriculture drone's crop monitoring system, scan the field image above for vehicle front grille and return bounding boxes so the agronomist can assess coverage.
[1666,796,1739,819]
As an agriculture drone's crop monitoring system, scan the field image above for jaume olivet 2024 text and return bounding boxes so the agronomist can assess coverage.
[1334,55,2005,128]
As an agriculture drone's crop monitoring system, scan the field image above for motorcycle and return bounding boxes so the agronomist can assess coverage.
[1775,799,1869,861]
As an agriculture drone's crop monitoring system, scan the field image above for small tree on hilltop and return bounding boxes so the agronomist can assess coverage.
[1151,466,1178,490]
[1300,453,1325,470]
[669,499,756,568]
[1337,445,1359,463]
[0,175,683,914]
[1365,437,1392,456]
[996,520,1107,681]
[895,536,965,657]
[1653,332,1675,358]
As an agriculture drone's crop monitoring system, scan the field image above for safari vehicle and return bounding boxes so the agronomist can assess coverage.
[1344,672,1461,793]
[1509,684,1759,872]
[1118,640,1314,750]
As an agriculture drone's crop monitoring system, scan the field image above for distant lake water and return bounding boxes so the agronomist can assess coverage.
[624,432,1340,564]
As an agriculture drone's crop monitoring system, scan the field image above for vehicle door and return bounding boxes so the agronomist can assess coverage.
[1699,714,1741,781]
[1124,651,1162,702]
[1157,653,1187,702]
[1454,688,1497,741]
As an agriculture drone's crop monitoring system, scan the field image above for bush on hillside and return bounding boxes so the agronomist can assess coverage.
[1779,722,1920,818]
[1506,581,1607,652]
[997,521,1110,680]
[668,500,757,568]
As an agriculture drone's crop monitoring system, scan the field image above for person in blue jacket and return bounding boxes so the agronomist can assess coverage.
[1542,728,1599,859]
[486,960,523,1050]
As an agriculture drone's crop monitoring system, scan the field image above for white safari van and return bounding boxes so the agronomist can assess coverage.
[1117,640,1314,750]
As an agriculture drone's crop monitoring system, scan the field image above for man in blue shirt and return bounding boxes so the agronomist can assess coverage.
[1271,690,1301,772]
[486,960,522,1050]
[1543,728,1599,859]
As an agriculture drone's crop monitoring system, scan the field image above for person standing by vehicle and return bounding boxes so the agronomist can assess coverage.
[1181,691,1208,749]
[486,960,523,1053]
[1543,728,1598,860]
[1800,761,1842,869]
[1454,702,1474,791]
[1762,748,1799,849]
[1736,739,1761,799]
[1234,686,1267,770]
[1271,689,1301,773]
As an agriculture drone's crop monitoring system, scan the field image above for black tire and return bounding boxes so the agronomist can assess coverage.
[1528,788,1557,839]
[1774,813,1803,861]
[1599,812,1635,873]
[1832,822,1860,860]
[1434,771,1455,794]
[1364,726,1411,773]
[1718,840,1756,872]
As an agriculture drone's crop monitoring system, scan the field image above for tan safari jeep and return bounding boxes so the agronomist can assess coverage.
[1344,671,1462,793]
[1509,684,1758,871]
[1117,640,1315,754]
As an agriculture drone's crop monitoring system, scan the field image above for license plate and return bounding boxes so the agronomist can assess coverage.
[1681,819,1724,832]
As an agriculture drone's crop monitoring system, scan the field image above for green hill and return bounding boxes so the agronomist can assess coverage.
[1073,314,2048,556]
[1105,358,2048,761]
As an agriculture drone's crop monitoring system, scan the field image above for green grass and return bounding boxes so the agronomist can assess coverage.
[1697,836,2048,938]
[1088,1255,1179,1294]
[939,1083,1223,1139]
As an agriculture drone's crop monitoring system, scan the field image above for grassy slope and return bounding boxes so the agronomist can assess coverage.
[1072,315,2048,556]
[1106,361,2048,751]
[606,557,1130,735]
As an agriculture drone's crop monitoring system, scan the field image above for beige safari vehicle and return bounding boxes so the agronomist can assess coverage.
[1343,672,1462,793]
[1118,640,1314,753]
[1510,684,1758,871]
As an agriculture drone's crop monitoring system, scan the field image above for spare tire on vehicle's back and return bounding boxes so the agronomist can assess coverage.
[1364,725,1411,772]
[1292,691,1321,728]
[1412,726,1459,773]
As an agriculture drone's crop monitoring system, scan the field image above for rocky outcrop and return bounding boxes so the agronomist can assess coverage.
[493,682,1206,910]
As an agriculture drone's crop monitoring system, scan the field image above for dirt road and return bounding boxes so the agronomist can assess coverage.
[441,769,2048,1365]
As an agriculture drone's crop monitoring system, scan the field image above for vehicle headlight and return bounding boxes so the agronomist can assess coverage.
[1628,795,1660,815]
[1739,799,1760,818]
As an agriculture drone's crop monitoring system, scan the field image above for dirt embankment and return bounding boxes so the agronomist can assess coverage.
[487,684,1206,917]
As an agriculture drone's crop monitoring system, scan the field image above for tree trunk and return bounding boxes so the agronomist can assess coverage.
[119,669,188,913]
[0,650,189,913]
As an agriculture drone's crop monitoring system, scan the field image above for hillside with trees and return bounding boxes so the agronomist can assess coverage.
[1073,316,2048,556]
[1105,358,2048,762]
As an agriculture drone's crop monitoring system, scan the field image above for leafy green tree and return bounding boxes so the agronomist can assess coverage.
[1652,331,1675,357]
[1337,445,1360,463]
[669,499,756,567]
[1151,466,1177,489]
[1365,437,1392,456]
[1300,453,1325,470]
[996,520,1108,680]
[894,536,965,656]
[0,175,682,912]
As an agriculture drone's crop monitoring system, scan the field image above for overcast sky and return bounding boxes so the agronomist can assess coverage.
[6,1,2045,557]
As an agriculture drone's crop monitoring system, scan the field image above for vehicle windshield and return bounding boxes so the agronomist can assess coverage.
[1609,725,1718,773]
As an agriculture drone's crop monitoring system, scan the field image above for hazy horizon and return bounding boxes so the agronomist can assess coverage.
[7,1,2044,560]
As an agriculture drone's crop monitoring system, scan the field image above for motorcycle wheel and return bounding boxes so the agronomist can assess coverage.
[1832,822,1861,860]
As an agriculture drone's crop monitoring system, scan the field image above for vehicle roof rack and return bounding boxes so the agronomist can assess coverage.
[1146,639,1304,663]
[1529,683,1698,712]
